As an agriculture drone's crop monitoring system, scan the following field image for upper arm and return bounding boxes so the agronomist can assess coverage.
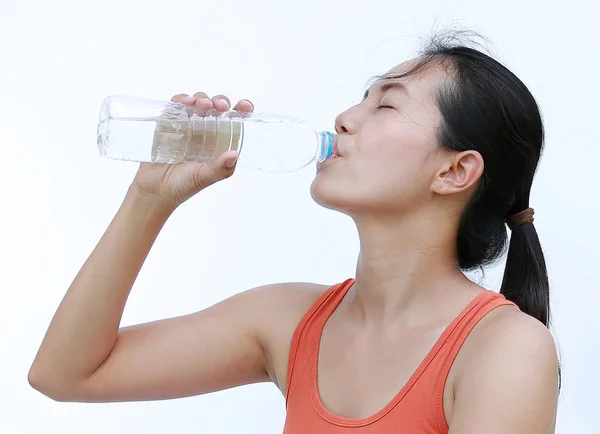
[70,282,322,402]
[448,310,559,434]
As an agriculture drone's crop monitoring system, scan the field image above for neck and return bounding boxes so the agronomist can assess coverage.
[349,211,473,326]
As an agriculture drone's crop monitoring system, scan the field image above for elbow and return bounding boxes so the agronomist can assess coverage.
[28,365,74,402]
[28,364,46,393]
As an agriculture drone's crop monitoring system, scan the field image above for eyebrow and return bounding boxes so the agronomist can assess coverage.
[362,81,409,101]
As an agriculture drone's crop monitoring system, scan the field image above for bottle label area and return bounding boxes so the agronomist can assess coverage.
[151,116,244,163]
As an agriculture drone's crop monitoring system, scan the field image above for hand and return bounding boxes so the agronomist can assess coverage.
[131,92,254,207]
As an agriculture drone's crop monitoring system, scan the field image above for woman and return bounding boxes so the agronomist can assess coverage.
[29,37,559,433]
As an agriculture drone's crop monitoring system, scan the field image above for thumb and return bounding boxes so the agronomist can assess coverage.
[192,151,238,190]
[222,151,239,169]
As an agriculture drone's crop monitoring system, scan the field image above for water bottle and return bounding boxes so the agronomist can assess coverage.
[97,95,335,173]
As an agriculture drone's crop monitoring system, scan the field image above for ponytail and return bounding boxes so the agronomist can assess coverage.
[401,38,553,326]
[500,221,550,327]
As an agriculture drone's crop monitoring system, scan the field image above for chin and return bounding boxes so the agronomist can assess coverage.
[311,172,414,217]
[310,171,356,213]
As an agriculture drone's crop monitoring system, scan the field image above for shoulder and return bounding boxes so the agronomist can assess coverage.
[244,281,333,389]
[252,281,332,332]
[225,281,329,320]
[448,304,559,432]
[459,303,558,371]
[244,281,331,328]
[249,281,330,305]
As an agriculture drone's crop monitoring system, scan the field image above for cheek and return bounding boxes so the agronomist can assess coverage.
[310,124,438,212]
[360,127,431,182]
[364,117,432,153]
[357,154,421,197]
[352,133,435,200]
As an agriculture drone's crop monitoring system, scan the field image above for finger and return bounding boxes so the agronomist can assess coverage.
[211,95,231,112]
[233,99,254,113]
[221,150,239,169]
[192,150,238,190]
[171,93,196,105]
[193,92,213,110]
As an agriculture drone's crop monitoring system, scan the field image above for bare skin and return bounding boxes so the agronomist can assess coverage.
[29,76,558,434]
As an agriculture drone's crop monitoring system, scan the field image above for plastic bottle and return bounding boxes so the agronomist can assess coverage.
[97,95,335,173]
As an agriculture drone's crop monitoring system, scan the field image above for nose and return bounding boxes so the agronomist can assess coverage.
[334,107,358,135]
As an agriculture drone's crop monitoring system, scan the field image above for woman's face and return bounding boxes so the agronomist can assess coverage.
[311,59,453,217]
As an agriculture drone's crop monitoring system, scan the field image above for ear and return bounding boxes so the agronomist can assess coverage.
[432,150,484,196]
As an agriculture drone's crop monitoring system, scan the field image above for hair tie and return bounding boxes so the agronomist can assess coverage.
[506,207,535,230]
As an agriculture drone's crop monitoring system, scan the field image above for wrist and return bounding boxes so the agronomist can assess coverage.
[125,184,178,220]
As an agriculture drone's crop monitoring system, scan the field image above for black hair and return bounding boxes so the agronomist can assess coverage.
[382,32,550,328]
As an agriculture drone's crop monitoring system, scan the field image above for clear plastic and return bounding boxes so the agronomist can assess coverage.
[97,95,334,173]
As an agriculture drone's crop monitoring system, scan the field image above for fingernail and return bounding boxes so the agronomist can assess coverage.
[225,155,238,168]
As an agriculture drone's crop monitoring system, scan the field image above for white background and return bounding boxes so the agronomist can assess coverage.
[1,0,598,433]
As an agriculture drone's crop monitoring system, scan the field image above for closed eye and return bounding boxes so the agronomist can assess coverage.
[377,105,395,110]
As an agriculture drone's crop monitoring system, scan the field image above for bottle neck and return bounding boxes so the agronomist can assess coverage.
[316,131,334,162]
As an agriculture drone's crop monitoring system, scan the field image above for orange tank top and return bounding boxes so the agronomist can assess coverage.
[283,278,518,433]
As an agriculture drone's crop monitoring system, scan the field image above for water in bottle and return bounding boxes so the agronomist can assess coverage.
[97,95,335,173]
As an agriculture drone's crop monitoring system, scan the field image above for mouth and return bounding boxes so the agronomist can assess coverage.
[316,135,343,170]
[317,151,341,171]
[332,136,342,157]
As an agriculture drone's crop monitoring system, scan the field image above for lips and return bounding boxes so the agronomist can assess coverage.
[333,136,341,157]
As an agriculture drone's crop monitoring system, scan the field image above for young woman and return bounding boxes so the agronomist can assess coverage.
[30,38,559,433]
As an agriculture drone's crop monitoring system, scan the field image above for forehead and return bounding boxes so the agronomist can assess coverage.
[387,58,424,76]
[369,57,449,97]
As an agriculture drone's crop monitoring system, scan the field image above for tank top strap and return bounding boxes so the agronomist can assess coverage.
[429,290,519,432]
[285,278,355,404]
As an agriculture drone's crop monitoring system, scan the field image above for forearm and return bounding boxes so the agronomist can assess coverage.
[29,185,175,390]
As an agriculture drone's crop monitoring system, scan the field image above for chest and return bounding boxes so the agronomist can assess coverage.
[316,323,453,419]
